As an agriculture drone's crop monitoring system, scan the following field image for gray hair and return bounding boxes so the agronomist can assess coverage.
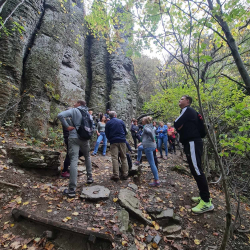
[109,111,117,118]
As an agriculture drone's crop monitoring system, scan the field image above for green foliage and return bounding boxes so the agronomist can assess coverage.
[44,82,60,101]
[0,16,25,37]
[45,126,64,149]
[220,95,250,157]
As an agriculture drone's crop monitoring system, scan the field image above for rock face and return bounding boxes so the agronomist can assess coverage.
[0,0,137,136]
[6,146,60,174]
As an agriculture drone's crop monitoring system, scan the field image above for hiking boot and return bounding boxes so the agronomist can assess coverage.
[61,172,70,178]
[163,156,168,160]
[157,155,163,158]
[63,188,76,198]
[121,175,129,180]
[87,177,93,184]
[91,152,96,156]
[110,175,119,181]
[191,199,214,214]
[134,161,140,166]
[149,180,160,187]
[191,196,201,203]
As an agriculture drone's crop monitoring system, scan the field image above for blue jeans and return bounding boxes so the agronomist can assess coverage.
[93,132,107,154]
[144,147,159,180]
[158,136,168,156]
[137,145,144,161]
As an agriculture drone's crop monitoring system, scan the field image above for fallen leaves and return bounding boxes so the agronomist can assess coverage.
[122,241,128,246]
[194,239,201,245]
[113,198,118,202]
[152,221,160,230]
[62,217,72,222]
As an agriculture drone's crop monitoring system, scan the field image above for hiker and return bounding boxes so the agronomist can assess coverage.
[153,121,158,141]
[96,112,103,123]
[104,109,110,121]
[118,140,133,175]
[139,116,160,186]
[167,122,176,154]
[130,119,140,149]
[57,100,93,198]
[92,115,107,156]
[105,111,128,181]
[61,110,84,178]
[134,143,158,169]
[156,121,168,159]
[174,95,214,213]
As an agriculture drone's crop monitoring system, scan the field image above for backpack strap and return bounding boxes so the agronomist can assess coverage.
[70,108,87,129]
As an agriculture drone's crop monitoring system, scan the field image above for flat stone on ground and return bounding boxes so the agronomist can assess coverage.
[117,209,129,232]
[118,189,152,226]
[153,234,161,244]
[128,183,138,191]
[156,209,174,219]
[80,185,110,201]
[163,225,182,234]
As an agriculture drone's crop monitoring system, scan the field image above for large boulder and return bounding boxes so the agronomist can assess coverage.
[7,146,60,175]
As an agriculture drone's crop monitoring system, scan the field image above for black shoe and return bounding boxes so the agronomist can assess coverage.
[63,188,76,198]
[110,175,119,181]
[87,177,93,184]
[121,175,128,180]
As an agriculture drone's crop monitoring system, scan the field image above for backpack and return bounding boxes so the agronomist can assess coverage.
[197,113,207,138]
[76,108,93,140]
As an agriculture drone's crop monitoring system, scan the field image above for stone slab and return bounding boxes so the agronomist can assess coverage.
[80,185,110,201]
[118,189,152,226]
[117,209,129,232]
[163,225,182,234]
[128,183,138,191]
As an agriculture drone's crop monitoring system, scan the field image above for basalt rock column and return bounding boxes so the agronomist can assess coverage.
[0,0,44,123]
[88,36,110,114]
[109,40,137,125]
[20,0,87,137]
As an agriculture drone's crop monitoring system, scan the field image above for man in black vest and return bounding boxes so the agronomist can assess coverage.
[174,95,214,214]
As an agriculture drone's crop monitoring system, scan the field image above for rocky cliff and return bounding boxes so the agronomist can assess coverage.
[0,0,137,136]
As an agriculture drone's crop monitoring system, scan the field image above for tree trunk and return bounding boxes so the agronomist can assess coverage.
[196,86,232,250]
[207,0,250,94]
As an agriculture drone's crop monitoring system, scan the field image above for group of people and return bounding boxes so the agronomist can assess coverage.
[131,120,176,158]
[57,95,214,214]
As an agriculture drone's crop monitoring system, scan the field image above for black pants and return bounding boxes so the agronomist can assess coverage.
[168,137,176,153]
[132,134,140,149]
[184,140,210,202]
[63,139,83,172]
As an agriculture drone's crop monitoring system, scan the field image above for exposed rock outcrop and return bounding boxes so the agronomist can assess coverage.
[0,0,137,137]
[0,0,45,123]
[6,146,60,175]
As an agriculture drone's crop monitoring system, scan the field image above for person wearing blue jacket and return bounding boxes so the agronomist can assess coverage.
[156,122,168,159]
[105,111,128,181]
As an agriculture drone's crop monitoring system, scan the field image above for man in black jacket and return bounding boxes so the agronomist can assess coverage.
[174,95,214,214]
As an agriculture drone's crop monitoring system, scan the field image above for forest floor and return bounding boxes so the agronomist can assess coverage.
[0,127,250,250]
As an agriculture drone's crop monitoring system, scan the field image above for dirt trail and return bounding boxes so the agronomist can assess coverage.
[0,134,250,250]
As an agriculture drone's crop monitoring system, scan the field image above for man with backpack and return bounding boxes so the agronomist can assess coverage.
[57,100,93,198]
[174,95,214,214]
